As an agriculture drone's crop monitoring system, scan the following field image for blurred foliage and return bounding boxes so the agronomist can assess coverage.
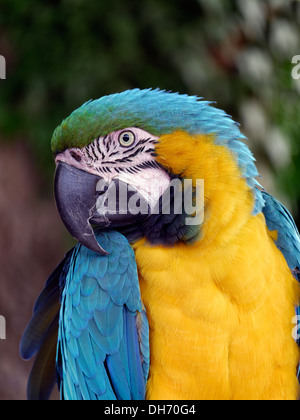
[0,0,300,219]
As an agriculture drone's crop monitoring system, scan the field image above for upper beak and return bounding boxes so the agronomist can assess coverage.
[54,162,150,254]
[54,162,109,254]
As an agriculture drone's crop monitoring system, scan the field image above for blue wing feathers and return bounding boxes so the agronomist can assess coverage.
[21,230,150,400]
[57,230,149,400]
[106,352,132,400]
[81,276,97,296]
[140,310,150,384]
[262,191,300,362]
[125,310,146,400]
[262,192,300,274]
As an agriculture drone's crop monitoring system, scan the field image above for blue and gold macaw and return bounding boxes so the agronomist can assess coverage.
[21,89,300,400]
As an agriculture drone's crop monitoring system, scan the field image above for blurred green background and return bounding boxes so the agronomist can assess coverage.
[0,0,299,400]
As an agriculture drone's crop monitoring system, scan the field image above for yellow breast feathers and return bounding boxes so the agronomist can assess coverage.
[133,132,300,400]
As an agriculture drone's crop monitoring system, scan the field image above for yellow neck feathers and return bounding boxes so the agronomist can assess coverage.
[155,131,255,247]
[133,132,299,400]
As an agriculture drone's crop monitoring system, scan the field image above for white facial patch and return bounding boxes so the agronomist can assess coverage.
[55,127,171,210]
[117,168,171,211]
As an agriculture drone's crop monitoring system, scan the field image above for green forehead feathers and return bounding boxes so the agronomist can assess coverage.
[52,88,241,153]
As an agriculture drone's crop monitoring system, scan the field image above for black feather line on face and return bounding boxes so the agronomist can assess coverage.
[115,157,133,163]
[123,147,145,160]
[105,135,112,152]
[84,133,162,177]
[127,168,136,174]
[90,144,98,160]
[86,148,93,160]
[108,151,119,158]
[122,138,152,155]
[138,138,152,146]
[96,140,105,159]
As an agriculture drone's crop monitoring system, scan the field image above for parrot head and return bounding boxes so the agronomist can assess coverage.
[52,88,264,254]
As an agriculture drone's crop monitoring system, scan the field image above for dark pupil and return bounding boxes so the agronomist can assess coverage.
[123,134,130,142]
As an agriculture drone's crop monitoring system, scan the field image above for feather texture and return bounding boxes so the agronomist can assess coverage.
[134,131,300,400]
[262,192,300,359]
[51,88,263,215]
[57,230,149,400]
[21,89,300,401]
[21,232,149,400]
[262,192,300,273]
[20,250,73,400]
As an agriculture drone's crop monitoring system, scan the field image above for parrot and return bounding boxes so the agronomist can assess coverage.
[20,88,300,400]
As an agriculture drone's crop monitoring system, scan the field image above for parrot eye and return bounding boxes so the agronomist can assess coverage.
[119,131,135,147]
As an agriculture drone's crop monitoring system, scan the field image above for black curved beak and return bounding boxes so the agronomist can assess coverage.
[54,162,150,254]
[54,162,109,254]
